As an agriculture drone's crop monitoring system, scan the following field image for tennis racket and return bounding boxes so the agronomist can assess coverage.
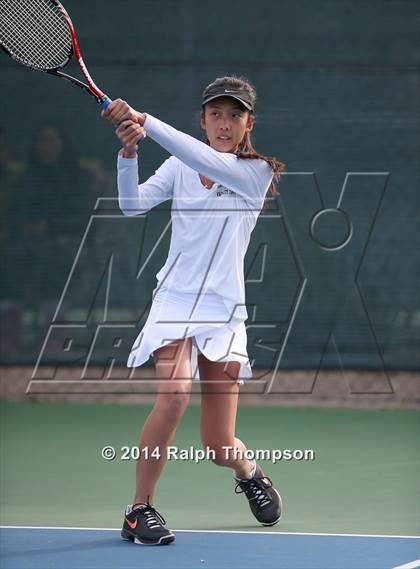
[0,0,111,109]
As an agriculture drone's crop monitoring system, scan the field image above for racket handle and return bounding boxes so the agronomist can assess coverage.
[99,95,146,144]
[138,132,147,145]
[99,95,112,110]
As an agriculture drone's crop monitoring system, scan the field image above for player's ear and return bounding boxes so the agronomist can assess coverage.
[246,113,255,132]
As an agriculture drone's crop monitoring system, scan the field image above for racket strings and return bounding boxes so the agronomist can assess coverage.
[0,0,72,70]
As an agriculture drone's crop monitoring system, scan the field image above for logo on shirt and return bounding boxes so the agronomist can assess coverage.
[216,187,234,197]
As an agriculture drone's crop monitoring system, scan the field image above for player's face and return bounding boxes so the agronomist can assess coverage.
[201,97,254,153]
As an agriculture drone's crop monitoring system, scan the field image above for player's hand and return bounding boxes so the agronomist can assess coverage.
[116,120,146,158]
[101,98,146,127]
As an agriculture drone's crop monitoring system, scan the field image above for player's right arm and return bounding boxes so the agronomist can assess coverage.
[115,119,145,158]
[117,153,176,216]
[113,116,175,216]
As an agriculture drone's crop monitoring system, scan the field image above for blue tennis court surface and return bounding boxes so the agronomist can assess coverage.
[0,527,419,569]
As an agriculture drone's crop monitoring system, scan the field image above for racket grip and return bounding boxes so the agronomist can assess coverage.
[99,95,112,110]
[138,132,147,145]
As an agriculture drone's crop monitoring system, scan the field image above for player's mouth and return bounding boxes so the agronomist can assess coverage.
[217,136,232,143]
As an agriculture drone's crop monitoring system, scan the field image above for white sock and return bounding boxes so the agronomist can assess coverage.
[235,459,257,481]
[127,503,148,514]
[248,459,257,478]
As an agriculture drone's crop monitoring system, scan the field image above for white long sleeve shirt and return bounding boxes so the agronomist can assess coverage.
[117,113,274,321]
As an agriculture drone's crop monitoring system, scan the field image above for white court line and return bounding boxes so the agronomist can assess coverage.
[392,560,420,569]
[0,526,419,539]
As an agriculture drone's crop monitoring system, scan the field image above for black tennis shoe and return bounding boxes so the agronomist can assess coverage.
[121,498,175,545]
[234,463,282,526]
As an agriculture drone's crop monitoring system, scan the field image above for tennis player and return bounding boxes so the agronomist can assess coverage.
[103,75,285,546]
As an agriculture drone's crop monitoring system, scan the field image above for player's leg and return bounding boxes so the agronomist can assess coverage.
[122,337,193,545]
[198,355,254,478]
[198,354,282,526]
[133,337,193,505]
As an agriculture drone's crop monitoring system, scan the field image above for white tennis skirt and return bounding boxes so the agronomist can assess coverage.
[126,286,252,384]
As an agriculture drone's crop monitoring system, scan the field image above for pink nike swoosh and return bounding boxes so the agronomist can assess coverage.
[125,517,137,529]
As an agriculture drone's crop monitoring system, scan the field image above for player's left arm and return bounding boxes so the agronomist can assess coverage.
[102,99,146,127]
[143,114,273,205]
[102,101,273,205]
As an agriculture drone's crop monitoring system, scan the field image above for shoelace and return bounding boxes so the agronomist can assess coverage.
[132,496,167,530]
[234,476,273,509]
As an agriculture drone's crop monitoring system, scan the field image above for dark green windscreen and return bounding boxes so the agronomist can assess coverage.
[0,0,418,371]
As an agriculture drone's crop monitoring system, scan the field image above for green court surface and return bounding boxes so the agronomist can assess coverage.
[0,401,418,536]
